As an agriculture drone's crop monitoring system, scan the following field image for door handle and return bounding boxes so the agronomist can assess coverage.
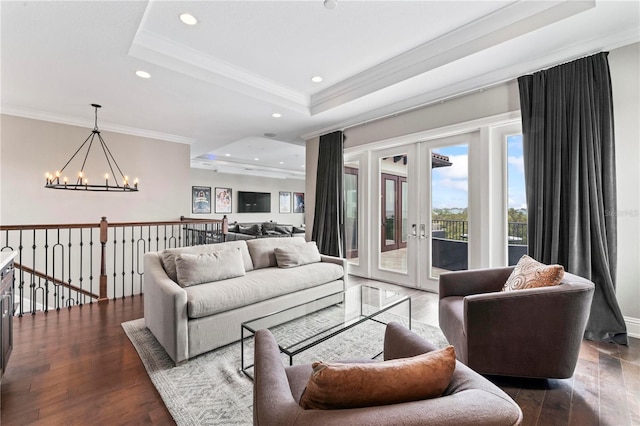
[408,224,417,239]
[419,224,427,239]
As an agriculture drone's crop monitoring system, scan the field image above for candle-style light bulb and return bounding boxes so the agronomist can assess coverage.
[134,178,139,189]
[46,172,51,184]
[124,176,129,187]
[105,173,109,186]
[55,170,61,184]
[64,176,68,187]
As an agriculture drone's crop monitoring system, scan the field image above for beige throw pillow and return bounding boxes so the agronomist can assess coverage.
[174,249,245,287]
[274,241,321,268]
[299,345,456,410]
[502,254,565,291]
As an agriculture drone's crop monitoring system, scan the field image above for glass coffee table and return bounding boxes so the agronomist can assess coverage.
[241,284,411,379]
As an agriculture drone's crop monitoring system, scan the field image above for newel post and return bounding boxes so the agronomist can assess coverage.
[98,216,109,303]
[222,215,228,242]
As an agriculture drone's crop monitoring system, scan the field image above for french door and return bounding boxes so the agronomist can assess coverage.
[369,135,473,292]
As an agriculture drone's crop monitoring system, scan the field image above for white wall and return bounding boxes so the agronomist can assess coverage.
[306,43,640,328]
[0,115,191,225]
[609,43,640,324]
[190,168,305,226]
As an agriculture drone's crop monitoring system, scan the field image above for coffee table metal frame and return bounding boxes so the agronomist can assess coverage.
[240,284,411,380]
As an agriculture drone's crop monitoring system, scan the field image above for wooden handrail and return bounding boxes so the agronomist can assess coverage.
[14,262,98,299]
[2,215,229,312]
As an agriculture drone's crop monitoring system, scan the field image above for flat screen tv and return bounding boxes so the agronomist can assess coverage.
[237,191,271,213]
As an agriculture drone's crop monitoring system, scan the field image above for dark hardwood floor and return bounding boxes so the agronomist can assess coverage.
[1,279,638,426]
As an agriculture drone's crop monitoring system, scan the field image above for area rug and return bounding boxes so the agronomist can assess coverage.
[122,316,447,426]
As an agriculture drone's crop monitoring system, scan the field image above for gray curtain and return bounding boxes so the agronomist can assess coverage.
[312,131,345,257]
[518,52,627,345]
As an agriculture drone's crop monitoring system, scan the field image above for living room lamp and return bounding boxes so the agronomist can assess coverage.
[44,104,139,192]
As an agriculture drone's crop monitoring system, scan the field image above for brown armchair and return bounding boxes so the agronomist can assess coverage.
[253,322,523,426]
[438,267,595,379]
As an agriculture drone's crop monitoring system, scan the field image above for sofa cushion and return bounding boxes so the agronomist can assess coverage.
[238,224,261,236]
[261,222,276,233]
[160,241,254,282]
[275,241,321,268]
[275,225,293,235]
[185,261,344,319]
[246,237,306,269]
[299,346,456,410]
[175,249,246,287]
[502,254,565,291]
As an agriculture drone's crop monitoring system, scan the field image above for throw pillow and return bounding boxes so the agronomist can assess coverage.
[274,241,321,268]
[502,254,565,291]
[261,222,276,233]
[174,248,245,287]
[275,225,293,235]
[299,345,456,410]
[238,224,260,236]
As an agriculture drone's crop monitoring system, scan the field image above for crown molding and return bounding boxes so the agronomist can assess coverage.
[301,23,638,141]
[309,0,594,116]
[191,158,305,180]
[129,29,310,115]
[1,105,195,145]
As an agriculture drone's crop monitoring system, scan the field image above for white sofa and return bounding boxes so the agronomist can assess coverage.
[143,237,347,365]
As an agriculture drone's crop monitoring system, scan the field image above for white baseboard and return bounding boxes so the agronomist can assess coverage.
[625,316,640,339]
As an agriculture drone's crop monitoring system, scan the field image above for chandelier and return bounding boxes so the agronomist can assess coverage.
[45,104,139,192]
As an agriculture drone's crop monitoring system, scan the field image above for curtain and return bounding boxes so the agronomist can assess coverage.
[312,131,345,257]
[518,52,628,345]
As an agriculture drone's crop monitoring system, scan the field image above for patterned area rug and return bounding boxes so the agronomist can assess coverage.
[122,316,447,426]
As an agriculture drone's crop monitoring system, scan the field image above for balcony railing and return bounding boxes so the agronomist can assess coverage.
[0,216,227,316]
[432,219,528,245]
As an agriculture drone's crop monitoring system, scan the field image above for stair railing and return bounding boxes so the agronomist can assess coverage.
[0,216,227,315]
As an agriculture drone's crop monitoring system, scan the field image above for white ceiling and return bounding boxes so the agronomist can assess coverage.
[2,1,639,179]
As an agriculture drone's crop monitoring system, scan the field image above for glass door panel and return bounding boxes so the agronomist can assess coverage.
[345,165,359,264]
[377,151,410,276]
[428,143,469,279]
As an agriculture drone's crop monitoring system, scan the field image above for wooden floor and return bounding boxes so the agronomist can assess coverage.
[1,279,638,426]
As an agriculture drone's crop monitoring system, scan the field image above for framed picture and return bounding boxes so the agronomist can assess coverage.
[293,192,305,213]
[192,186,211,214]
[215,187,232,214]
[279,191,291,213]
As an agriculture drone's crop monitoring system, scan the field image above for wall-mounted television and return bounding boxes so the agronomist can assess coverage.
[237,191,271,213]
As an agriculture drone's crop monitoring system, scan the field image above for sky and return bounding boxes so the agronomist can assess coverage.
[431,135,527,210]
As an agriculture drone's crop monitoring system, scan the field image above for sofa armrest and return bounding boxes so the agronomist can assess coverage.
[439,267,514,299]
[254,329,305,425]
[464,280,594,378]
[143,253,189,365]
[383,322,439,360]
[320,254,348,288]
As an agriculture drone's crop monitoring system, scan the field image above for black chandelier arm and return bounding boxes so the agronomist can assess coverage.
[98,133,122,186]
[76,132,98,184]
[56,132,94,176]
[98,133,129,184]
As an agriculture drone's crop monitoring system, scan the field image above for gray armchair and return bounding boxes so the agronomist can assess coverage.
[438,267,595,379]
[253,322,523,425]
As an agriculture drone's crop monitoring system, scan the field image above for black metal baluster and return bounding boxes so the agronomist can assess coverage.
[136,226,146,295]
[89,228,94,304]
[43,229,48,314]
[79,228,84,305]
[121,227,126,299]
[112,227,117,300]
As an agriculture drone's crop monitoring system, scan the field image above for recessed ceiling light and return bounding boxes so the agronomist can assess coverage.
[311,76,323,83]
[180,13,198,26]
[225,153,231,157]
[324,0,337,10]
[136,70,151,79]
[279,161,284,165]
[254,158,259,161]
[301,165,305,168]
[272,113,282,118]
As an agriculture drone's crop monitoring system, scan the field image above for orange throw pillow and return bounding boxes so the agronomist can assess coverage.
[502,254,565,291]
[299,345,456,410]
